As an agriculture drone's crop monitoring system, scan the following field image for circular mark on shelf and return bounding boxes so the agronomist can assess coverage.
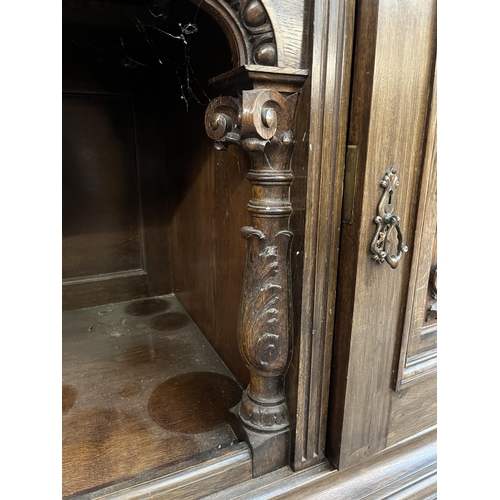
[116,381,142,398]
[62,384,77,414]
[150,312,190,332]
[125,298,170,317]
[148,372,242,434]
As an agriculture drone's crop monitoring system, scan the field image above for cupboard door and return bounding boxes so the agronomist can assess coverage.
[327,0,437,469]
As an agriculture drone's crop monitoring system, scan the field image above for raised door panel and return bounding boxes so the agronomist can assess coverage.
[395,75,437,390]
[62,7,173,310]
[327,0,437,469]
[62,93,143,280]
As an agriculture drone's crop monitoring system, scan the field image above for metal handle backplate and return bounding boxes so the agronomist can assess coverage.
[370,167,408,269]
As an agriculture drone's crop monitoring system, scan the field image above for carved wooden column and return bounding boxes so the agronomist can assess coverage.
[205,89,298,476]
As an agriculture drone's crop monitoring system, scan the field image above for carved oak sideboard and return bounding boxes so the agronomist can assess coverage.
[62,0,437,498]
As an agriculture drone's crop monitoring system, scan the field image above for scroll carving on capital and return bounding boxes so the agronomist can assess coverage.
[204,88,299,475]
[205,96,242,148]
[205,90,297,161]
[222,0,276,65]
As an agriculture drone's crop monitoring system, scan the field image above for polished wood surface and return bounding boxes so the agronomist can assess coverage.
[62,295,243,498]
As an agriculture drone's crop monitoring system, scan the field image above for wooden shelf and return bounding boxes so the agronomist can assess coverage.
[62,294,243,498]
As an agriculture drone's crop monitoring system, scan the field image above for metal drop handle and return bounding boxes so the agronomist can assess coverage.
[370,167,408,269]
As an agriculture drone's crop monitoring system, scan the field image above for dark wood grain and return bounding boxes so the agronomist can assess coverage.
[163,3,253,388]
[167,101,218,367]
[124,298,170,316]
[150,312,190,331]
[62,270,148,311]
[194,0,309,70]
[148,372,242,434]
[214,143,252,387]
[62,92,142,279]
[62,295,243,498]
[285,74,310,468]
[131,84,173,298]
[61,0,439,495]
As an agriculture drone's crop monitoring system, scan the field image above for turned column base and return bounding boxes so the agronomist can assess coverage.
[229,404,290,477]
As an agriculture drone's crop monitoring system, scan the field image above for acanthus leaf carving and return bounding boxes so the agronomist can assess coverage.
[239,227,292,375]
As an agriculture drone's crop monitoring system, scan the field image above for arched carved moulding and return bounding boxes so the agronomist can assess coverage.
[206,89,301,477]
[193,0,276,66]
[226,0,278,65]
[190,0,307,78]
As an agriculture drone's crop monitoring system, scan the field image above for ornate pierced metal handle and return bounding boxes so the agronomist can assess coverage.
[370,167,408,269]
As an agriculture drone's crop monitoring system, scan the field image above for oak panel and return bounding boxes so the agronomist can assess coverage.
[387,375,437,447]
[62,7,175,308]
[395,71,437,389]
[62,271,148,311]
[328,0,437,469]
[62,93,143,280]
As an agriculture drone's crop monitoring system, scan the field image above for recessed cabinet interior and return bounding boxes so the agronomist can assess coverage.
[62,0,437,498]
[63,2,255,495]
